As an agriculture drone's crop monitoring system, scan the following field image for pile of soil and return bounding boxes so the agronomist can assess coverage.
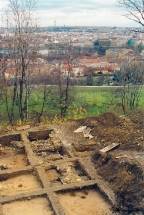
[92,152,144,214]
[75,111,144,214]
[128,110,144,130]
[77,111,144,151]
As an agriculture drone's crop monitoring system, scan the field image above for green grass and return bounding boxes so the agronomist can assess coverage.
[74,86,114,115]
[74,86,144,116]
[0,85,144,123]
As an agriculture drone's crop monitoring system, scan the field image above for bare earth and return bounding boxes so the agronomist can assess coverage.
[0,173,41,197]
[57,189,111,215]
[52,110,144,214]
[3,197,54,215]
[0,110,143,214]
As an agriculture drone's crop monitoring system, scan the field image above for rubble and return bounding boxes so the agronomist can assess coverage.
[56,162,88,185]
[10,141,24,150]
[0,164,8,170]
[74,126,87,133]
[74,126,94,139]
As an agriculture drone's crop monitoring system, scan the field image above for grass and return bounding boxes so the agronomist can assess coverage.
[0,85,144,123]
[29,85,144,117]
[74,86,111,116]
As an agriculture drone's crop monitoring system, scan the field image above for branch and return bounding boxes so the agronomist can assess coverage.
[118,0,144,27]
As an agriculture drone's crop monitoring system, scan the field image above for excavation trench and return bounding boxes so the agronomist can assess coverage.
[0,171,42,197]
[45,161,90,186]
[1,111,143,215]
[57,187,112,215]
[0,129,116,215]
[2,196,54,215]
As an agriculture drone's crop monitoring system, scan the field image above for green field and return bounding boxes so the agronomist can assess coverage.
[75,86,144,116]
[27,86,120,118]
[0,86,144,123]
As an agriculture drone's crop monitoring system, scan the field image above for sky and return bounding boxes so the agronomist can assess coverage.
[0,0,140,27]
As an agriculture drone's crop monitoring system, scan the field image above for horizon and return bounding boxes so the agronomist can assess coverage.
[0,0,141,28]
[0,25,141,29]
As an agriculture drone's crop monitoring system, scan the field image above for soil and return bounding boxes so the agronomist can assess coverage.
[45,161,89,185]
[0,172,41,197]
[92,151,144,213]
[2,197,54,215]
[46,169,61,182]
[52,110,144,214]
[57,188,111,215]
[0,110,143,215]
[0,154,27,169]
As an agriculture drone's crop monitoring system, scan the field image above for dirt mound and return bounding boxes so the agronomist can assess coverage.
[76,112,144,151]
[92,152,144,214]
[95,112,123,127]
[128,110,144,130]
[77,112,123,128]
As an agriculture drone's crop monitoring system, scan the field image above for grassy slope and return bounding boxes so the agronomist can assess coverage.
[0,86,144,122]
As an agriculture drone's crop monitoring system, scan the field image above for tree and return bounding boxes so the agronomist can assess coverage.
[86,75,93,86]
[0,60,6,116]
[30,71,53,123]
[113,71,123,83]
[1,0,39,124]
[112,64,144,114]
[50,62,75,119]
[97,73,105,86]
[118,0,144,28]
[48,44,76,119]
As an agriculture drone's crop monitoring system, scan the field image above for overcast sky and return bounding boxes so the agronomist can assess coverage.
[0,0,140,27]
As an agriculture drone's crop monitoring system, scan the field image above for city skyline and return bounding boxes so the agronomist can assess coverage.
[0,0,140,27]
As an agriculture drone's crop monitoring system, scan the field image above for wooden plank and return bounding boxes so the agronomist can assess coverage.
[99,143,120,153]
[116,155,133,160]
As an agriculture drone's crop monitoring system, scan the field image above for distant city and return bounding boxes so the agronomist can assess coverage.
[0,25,144,85]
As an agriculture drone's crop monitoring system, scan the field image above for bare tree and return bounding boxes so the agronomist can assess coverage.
[0,58,16,124]
[30,71,53,123]
[118,0,144,28]
[112,64,143,114]
[50,63,73,119]
[2,0,39,124]
[58,63,71,118]
[0,60,6,116]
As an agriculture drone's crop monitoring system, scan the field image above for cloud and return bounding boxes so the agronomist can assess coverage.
[37,6,137,27]
[37,0,117,11]
[0,0,139,27]
[0,0,8,10]
[36,0,132,26]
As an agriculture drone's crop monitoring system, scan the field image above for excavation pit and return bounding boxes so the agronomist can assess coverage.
[31,133,69,163]
[0,171,42,197]
[46,161,90,185]
[57,187,112,215]
[0,140,28,170]
[33,147,69,164]
[2,196,54,215]
[28,130,53,142]
[71,142,98,157]
[0,153,28,170]
[0,111,143,214]
[46,168,61,186]
[0,134,21,146]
